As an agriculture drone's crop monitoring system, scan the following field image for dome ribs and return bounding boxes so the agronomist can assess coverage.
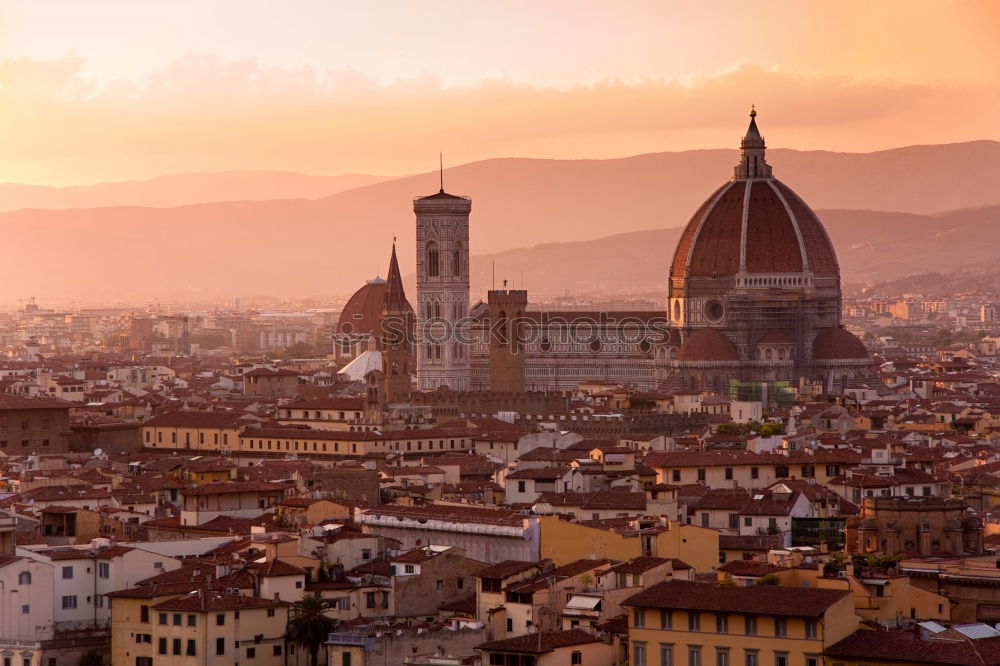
[744,181,804,274]
[670,183,729,279]
[774,181,839,276]
[688,181,745,277]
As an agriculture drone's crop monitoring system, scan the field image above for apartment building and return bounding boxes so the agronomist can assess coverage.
[623,580,856,666]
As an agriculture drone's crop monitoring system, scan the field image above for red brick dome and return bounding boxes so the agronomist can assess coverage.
[670,179,839,279]
[677,328,740,362]
[669,111,839,281]
[812,327,869,360]
[337,278,413,335]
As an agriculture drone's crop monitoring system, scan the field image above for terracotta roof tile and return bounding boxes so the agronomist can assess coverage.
[625,580,849,617]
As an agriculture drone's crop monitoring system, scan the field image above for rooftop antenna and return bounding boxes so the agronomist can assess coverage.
[439,152,444,193]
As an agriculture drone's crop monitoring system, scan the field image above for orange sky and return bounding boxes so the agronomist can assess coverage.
[0,0,998,185]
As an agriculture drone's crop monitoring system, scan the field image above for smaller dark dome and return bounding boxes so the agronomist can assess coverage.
[813,327,868,360]
[337,278,413,335]
[756,329,795,345]
[677,328,739,362]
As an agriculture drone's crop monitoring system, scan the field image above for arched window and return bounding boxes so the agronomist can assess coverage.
[765,348,774,360]
[433,302,441,318]
[427,242,439,277]
[425,301,433,320]
[778,348,786,361]
[453,242,463,277]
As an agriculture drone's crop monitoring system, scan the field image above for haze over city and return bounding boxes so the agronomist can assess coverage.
[4,5,1000,666]
[0,1,999,305]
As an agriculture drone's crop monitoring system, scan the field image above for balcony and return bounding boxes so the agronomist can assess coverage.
[327,633,375,649]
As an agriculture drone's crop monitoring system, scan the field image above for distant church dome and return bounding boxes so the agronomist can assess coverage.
[812,326,868,360]
[669,109,839,281]
[338,280,390,335]
[338,272,413,336]
[677,328,740,362]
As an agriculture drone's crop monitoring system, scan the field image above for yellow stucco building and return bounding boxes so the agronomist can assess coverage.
[538,515,719,573]
[110,587,291,666]
[623,580,859,666]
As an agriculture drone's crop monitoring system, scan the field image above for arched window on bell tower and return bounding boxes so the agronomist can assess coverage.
[453,242,463,277]
[427,241,439,277]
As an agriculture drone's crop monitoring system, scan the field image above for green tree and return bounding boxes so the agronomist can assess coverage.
[758,423,785,437]
[286,593,338,666]
[755,574,781,586]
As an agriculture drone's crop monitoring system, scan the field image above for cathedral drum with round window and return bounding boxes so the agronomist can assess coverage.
[666,109,871,394]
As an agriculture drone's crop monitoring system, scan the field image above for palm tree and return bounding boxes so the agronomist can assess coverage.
[286,592,337,666]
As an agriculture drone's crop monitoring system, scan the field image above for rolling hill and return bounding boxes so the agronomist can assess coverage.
[469,206,1000,297]
[0,141,998,301]
[0,171,391,211]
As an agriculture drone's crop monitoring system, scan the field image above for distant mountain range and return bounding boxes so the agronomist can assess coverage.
[469,205,1000,298]
[0,141,998,302]
[0,171,391,211]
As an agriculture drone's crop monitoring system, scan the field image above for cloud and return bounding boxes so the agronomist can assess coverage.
[0,56,995,185]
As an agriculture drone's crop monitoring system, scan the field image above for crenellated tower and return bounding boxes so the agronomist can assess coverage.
[487,288,527,393]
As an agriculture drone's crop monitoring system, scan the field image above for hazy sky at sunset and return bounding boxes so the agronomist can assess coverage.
[1,0,998,185]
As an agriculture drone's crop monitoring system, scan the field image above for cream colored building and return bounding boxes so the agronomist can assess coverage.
[624,580,858,666]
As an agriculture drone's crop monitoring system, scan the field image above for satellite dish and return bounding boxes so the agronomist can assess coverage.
[93,448,104,457]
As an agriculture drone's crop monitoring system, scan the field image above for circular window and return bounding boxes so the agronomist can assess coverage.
[704,300,725,323]
[589,339,602,353]
[639,339,652,353]
[540,338,552,352]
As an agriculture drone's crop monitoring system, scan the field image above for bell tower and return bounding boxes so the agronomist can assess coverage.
[414,176,472,391]
[379,242,414,402]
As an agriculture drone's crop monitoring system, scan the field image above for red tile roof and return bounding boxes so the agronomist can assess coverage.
[623,580,849,617]
[144,410,254,428]
[474,560,540,580]
[283,397,365,411]
[152,589,288,611]
[824,628,1000,665]
[477,629,600,654]
[506,467,569,480]
[181,480,290,496]
[0,395,73,410]
[508,559,613,594]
